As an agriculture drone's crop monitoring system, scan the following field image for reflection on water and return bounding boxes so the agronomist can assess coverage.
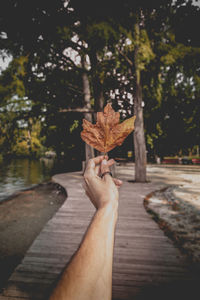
[0,157,82,202]
[0,158,52,202]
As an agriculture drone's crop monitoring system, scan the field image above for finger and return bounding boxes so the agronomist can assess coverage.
[107,158,115,167]
[102,154,108,160]
[101,159,110,173]
[87,156,105,169]
[85,156,105,177]
[96,159,114,177]
[113,178,123,187]
[100,158,115,177]
[82,182,93,199]
[101,159,113,182]
[95,156,110,175]
[95,164,101,176]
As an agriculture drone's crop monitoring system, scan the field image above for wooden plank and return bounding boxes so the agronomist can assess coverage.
[113,261,188,273]
[115,232,168,239]
[31,238,174,251]
[23,255,67,263]
[113,248,179,259]
[25,252,72,260]
[112,270,187,282]
[1,171,197,300]
[3,289,42,299]
[113,256,187,268]
[112,285,141,300]
[3,293,41,300]
[0,297,29,300]
[5,282,50,292]
[9,274,54,284]
[16,265,64,274]
[2,282,50,300]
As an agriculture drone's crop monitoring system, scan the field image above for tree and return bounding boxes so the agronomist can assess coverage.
[1,0,200,180]
[0,56,28,156]
[143,0,200,158]
[114,0,200,174]
[0,0,90,159]
[81,55,94,162]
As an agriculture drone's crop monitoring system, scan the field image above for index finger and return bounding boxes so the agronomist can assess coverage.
[87,155,108,170]
[85,155,108,178]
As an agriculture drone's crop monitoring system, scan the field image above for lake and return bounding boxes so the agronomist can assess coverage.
[0,157,82,202]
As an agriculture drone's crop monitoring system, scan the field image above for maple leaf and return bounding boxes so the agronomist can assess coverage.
[81,103,136,153]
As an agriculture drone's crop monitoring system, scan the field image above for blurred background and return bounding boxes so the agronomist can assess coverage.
[0,0,200,193]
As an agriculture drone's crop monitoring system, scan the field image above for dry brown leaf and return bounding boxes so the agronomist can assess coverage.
[81,103,136,153]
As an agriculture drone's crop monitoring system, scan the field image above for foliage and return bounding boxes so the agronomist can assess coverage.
[0,0,200,161]
[12,120,45,157]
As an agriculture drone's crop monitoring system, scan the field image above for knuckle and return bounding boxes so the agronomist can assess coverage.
[87,159,93,167]
[83,173,88,180]
[84,172,91,182]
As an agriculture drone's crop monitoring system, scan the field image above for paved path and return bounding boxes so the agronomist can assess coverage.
[0,164,199,300]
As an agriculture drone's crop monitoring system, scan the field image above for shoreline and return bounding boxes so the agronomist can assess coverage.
[0,180,67,291]
[0,180,66,205]
[0,183,41,204]
[144,183,200,269]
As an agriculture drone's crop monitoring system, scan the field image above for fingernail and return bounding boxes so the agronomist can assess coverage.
[102,159,107,165]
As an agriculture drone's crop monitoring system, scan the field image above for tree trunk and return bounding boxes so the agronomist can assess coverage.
[89,49,106,159]
[95,88,104,113]
[82,57,94,164]
[89,50,104,114]
[133,22,147,182]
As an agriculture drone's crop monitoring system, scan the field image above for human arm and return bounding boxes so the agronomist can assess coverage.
[49,156,122,300]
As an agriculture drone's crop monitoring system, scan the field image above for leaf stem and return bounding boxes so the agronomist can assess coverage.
[103,152,108,159]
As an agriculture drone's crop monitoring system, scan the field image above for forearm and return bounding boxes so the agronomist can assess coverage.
[49,203,118,300]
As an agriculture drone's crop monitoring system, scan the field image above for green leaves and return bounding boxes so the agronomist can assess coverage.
[137,29,155,70]
[0,56,27,102]
[0,0,200,160]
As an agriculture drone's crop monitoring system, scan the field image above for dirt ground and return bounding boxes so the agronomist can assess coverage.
[143,164,200,269]
[0,182,66,291]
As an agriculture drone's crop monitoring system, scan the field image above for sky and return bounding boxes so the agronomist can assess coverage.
[193,0,200,5]
[0,54,12,73]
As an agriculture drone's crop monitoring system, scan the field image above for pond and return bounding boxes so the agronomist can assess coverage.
[0,157,82,202]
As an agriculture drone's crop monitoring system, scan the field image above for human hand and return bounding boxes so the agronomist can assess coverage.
[83,156,123,210]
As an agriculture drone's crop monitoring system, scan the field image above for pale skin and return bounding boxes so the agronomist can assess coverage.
[49,156,122,300]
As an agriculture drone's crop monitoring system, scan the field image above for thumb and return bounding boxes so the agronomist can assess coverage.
[101,159,112,181]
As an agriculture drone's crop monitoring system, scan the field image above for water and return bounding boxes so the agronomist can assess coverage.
[0,157,82,202]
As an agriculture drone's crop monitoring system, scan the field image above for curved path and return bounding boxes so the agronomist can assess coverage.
[0,165,199,300]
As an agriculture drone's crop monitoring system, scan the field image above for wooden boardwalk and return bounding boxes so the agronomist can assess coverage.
[0,168,199,300]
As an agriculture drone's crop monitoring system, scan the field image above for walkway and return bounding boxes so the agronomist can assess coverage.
[0,164,199,300]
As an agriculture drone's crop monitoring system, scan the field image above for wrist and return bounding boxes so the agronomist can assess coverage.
[97,202,118,220]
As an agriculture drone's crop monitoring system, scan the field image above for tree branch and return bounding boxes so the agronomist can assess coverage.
[118,48,133,67]
[59,54,82,71]
[65,82,84,95]
[59,108,94,113]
